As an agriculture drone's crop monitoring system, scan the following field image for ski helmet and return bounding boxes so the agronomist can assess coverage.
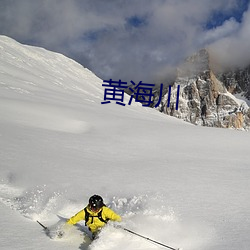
[89,195,104,210]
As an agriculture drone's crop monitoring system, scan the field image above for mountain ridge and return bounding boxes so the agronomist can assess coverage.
[158,48,250,129]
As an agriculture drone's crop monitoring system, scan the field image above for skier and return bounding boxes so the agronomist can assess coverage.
[66,194,121,239]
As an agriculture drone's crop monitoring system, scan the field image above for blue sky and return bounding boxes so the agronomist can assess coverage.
[0,0,249,82]
[206,0,249,28]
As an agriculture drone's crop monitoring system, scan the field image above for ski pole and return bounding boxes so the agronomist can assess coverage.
[37,220,48,231]
[122,227,180,250]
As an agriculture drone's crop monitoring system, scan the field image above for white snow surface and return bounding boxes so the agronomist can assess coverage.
[0,36,250,250]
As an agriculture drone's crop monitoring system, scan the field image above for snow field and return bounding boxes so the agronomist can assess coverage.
[0,36,250,250]
[0,177,214,250]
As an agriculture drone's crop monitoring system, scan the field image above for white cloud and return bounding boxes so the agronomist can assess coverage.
[209,5,250,68]
[0,0,249,81]
[200,18,240,45]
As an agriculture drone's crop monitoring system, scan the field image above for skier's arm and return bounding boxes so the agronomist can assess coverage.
[104,207,122,222]
[67,209,85,225]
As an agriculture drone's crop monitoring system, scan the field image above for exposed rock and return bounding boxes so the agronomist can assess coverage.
[216,66,250,100]
[157,49,250,130]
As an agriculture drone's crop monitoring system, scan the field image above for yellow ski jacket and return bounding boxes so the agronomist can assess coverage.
[67,206,121,233]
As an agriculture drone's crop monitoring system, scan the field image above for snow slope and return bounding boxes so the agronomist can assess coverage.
[0,35,250,250]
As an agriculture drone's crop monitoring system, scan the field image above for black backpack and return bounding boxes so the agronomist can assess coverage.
[84,206,109,226]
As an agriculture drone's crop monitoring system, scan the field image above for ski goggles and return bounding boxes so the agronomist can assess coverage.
[89,205,101,212]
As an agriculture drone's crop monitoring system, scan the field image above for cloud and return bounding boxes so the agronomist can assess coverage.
[209,3,250,69]
[200,18,240,45]
[0,0,249,82]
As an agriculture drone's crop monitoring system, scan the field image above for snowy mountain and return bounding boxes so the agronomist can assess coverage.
[0,36,250,250]
[158,49,250,130]
[217,65,250,102]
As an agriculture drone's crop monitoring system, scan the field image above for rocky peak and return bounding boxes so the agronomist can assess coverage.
[158,49,250,130]
[177,48,210,77]
[216,66,250,101]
